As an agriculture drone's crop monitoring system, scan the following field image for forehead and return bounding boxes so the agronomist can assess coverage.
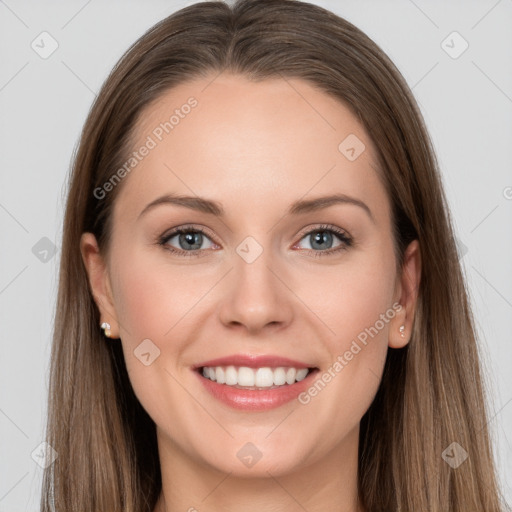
[113,72,389,225]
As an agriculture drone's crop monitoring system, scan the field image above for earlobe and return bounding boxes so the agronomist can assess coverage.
[80,232,120,338]
[389,239,422,349]
[389,312,409,349]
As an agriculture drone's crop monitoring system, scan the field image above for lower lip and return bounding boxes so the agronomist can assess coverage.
[194,368,319,411]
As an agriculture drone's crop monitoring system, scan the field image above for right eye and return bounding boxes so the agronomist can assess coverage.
[158,225,218,257]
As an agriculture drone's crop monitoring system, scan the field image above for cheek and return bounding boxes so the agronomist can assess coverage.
[296,245,396,415]
[299,245,396,349]
[336,259,396,343]
[110,244,199,342]
[114,270,169,341]
[109,248,197,428]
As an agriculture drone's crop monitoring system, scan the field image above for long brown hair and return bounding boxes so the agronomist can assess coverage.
[41,1,508,510]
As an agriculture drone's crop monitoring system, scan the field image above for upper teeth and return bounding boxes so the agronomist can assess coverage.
[202,366,310,388]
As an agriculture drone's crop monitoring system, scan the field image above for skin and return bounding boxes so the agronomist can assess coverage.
[81,73,421,512]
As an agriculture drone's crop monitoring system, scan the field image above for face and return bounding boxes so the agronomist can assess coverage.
[82,73,420,479]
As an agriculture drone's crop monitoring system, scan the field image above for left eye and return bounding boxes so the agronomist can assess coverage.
[295,228,349,252]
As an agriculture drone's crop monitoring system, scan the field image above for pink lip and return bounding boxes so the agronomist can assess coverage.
[192,354,318,411]
[195,368,319,411]
[193,354,312,370]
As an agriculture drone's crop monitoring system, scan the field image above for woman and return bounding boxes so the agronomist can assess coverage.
[41,0,508,510]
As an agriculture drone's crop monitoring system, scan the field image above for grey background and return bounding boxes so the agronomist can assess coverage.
[1,0,511,510]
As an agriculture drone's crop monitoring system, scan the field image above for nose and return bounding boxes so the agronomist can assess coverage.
[217,244,294,336]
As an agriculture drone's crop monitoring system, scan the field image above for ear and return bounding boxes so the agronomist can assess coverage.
[80,232,120,338]
[389,239,421,349]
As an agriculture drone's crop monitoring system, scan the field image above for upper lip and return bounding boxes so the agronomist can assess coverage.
[193,354,314,370]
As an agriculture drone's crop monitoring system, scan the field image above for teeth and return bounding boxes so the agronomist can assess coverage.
[201,365,311,388]
[215,367,225,384]
[225,366,237,385]
[255,368,274,387]
[285,368,296,384]
[238,367,255,386]
[273,367,286,385]
[296,368,309,381]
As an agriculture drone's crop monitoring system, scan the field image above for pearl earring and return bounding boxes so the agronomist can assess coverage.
[100,322,112,338]
[399,325,405,338]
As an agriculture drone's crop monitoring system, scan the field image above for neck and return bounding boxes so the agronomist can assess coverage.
[153,425,364,512]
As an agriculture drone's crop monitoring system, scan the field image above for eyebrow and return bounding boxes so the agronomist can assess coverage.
[137,192,375,223]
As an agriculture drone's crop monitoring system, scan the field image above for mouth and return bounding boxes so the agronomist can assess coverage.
[193,358,320,411]
[198,365,316,389]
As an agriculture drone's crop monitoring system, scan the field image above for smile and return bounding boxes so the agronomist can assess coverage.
[193,355,319,411]
[201,365,310,388]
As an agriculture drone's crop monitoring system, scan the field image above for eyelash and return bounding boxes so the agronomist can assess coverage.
[157,223,353,259]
